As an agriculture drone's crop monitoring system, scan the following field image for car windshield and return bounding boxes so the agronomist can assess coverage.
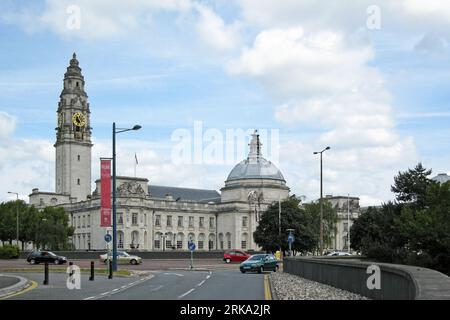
[248,255,265,261]
[47,252,57,257]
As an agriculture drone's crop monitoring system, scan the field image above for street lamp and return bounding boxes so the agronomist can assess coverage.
[112,123,141,271]
[313,146,330,255]
[7,192,19,248]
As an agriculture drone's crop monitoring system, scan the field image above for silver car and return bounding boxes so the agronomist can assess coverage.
[99,251,142,265]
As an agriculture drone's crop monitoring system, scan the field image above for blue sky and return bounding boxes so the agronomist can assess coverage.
[0,0,449,205]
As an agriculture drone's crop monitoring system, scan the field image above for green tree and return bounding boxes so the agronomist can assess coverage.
[302,201,338,252]
[35,206,74,250]
[391,162,433,208]
[254,197,316,255]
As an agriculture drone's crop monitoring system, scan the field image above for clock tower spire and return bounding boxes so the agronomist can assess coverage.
[55,53,93,201]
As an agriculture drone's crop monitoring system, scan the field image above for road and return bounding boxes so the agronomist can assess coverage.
[4,269,267,300]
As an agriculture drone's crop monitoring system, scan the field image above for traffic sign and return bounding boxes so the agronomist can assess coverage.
[104,234,112,243]
[288,234,295,243]
[188,241,196,251]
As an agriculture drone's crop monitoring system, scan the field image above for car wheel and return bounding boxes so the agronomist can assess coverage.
[130,259,138,265]
[225,258,231,264]
[258,266,263,274]
[241,270,245,273]
[30,259,35,265]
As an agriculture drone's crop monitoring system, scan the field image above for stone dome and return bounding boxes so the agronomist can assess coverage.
[225,130,285,182]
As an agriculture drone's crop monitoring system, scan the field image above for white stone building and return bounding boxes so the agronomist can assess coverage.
[29,54,291,251]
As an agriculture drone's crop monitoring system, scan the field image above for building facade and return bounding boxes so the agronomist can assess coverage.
[29,54,292,251]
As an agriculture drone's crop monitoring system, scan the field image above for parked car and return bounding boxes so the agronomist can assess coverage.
[326,251,352,257]
[240,254,279,273]
[27,251,67,265]
[223,250,251,263]
[99,251,142,265]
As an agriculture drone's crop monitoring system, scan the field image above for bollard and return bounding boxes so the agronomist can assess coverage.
[108,259,113,279]
[89,261,94,281]
[43,262,49,285]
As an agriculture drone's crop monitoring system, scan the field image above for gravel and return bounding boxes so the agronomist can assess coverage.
[269,271,369,300]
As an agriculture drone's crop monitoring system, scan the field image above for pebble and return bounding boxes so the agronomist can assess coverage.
[269,271,369,300]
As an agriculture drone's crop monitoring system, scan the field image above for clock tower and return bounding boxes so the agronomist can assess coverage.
[55,53,93,201]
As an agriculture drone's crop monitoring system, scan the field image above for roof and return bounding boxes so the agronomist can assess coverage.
[226,158,285,182]
[148,185,221,203]
[431,173,450,184]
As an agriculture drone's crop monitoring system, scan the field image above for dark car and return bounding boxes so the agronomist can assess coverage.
[240,254,279,273]
[223,250,251,263]
[27,251,67,265]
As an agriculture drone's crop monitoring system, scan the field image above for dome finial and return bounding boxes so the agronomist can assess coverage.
[248,130,262,163]
[73,52,76,59]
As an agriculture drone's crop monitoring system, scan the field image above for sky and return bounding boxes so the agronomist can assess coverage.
[0,0,449,206]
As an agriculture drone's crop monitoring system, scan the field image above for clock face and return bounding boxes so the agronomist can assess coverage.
[72,112,87,127]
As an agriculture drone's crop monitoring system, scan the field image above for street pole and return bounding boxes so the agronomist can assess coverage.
[111,123,141,272]
[8,192,19,247]
[314,146,330,256]
[112,122,117,272]
[278,197,282,254]
[347,193,350,253]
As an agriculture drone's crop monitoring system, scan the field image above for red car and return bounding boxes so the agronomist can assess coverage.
[223,250,251,263]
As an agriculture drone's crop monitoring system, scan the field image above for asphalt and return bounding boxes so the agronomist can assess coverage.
[4,269,267,300]
[0,275,20,289]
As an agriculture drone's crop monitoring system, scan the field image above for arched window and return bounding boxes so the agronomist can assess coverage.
[219,233,224,250]
[176,233,184,249]
[198,233,205,250]
[131,231,139,249]
[226,233,231,249]
[118,231,124,249]
[241,233,248,250]
[154,232,162,250]
[208,233,215,250]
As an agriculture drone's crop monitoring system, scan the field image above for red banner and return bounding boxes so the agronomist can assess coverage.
[100,159,112,227]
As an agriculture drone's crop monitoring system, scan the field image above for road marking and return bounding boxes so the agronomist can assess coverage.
[197,280,205,287]
[178,288,195,299]
[83,274,154,300]
[264,275,272,300]
[0,280,38,300]
[163,272,184,277]
[150,285,163,291]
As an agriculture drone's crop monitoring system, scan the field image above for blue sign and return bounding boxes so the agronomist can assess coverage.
[188,241,196,251]
[288,234,295,243]
[104,234,112,243]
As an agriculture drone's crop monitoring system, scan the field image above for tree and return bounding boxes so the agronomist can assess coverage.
[391,163,433,208]
[253,197,316,255]
[302,201,338,252]
[35,206,74,251]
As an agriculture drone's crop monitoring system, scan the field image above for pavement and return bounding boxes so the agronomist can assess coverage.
[0,274,35,299]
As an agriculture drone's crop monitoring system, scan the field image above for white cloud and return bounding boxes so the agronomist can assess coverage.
[193,3,241,51]
[228,27,418,206]
[0,112,16,139]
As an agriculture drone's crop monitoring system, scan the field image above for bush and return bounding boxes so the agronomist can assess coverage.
[0,245,20,259]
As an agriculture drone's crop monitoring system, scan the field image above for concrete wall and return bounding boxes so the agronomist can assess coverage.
[284,257,450,300]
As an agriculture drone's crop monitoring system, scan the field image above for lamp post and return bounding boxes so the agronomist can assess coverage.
[112,123,141,271]
[7,192,19,247]
[313,146,330,255]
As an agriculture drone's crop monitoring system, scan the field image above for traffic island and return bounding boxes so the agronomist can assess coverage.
[0,274,36,299]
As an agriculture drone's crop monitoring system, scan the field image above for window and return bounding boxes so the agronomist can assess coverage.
[189,216,194,228]
[166,215,172,227]
[177,240,183,249]
[76,82,79,88]
[178,216,183,227]
[209,240,214,250]
[117,213,123,225]
[77,155,80,161]
[343,223,349,232]
[155,215,161,227]
[82,216,85,227]
[166,238,172,249]
[241,241,247,249]
[227,241,231,249]
[87,215,90,227]
[220,240,224,250]
[78,216,81,228]
[144,214,147,226]
[77,178,80,185]
[209,217,215,229]
[154,240,161,249]
[198,240,204,250]
[242,216,248,227]
[132,213,138,225]
[199,217,204,228]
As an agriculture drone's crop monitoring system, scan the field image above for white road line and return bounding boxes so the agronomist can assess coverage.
[197,280,205,287]
[163,272,184,277]
[83,275,154,300]
[150,285,163,291]
[206,275,210,279]
[178,288,195,299]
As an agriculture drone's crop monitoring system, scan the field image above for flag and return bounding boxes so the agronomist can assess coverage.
[135,153,138,165]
